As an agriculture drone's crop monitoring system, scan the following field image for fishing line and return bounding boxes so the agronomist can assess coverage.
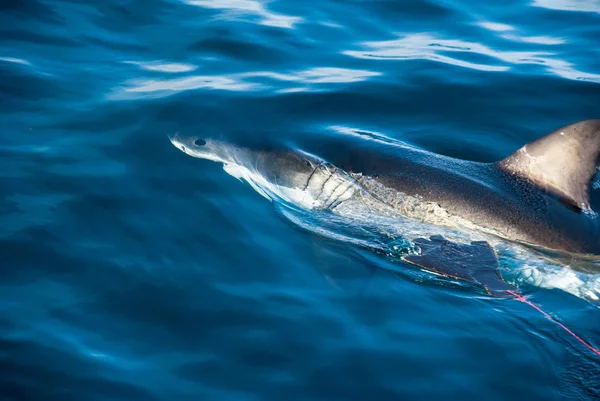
[505,290,600,357]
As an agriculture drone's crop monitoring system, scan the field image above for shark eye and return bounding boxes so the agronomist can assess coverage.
[194,139,206,146]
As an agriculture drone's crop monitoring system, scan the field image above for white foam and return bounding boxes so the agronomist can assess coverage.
[517,264,600,302]
[500,245,600,305]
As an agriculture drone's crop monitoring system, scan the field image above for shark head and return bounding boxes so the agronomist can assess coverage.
[168,132,235,164]
[168,132,359,210]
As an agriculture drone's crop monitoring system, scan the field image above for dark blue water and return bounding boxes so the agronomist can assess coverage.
[2,1,600,400]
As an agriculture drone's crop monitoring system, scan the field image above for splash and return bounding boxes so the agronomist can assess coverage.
[583,207,598,219]
[499,246,600,305]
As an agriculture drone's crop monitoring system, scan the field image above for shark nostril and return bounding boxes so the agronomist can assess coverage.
[194,139,207,147]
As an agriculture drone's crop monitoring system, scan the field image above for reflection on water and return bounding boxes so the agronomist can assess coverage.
[181,0,302,28]
[124,61,198,73]
[532,0,600,13]
[0,57,31,65]
[238,67,381,84]
[501,34,564,45]
[120,75,259,96]
[344,34,510,72]
[477,22,565,45]
[477,22,515,32]
[344,33,600,82]
[115,67,381,98]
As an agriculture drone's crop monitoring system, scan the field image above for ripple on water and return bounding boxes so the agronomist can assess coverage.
[0,57,31,65]
[124,61,197,73]
[477,21,566,44]
[112,67,381,99]
[343,32,600,82]
[532,0,600,13]
[2,0,600,399]
[180,0,302,28]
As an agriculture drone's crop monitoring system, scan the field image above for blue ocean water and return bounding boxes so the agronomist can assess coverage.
[2,0,600,400]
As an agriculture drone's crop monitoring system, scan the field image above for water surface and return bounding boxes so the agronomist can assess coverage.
[1,0,600,400]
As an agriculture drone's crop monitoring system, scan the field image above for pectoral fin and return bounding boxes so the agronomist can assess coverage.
[402,235,515,297]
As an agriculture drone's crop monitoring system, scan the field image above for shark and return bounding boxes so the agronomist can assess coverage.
[169,119,600,296]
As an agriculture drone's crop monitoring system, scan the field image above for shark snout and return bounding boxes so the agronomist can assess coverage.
[168,132,233,163]
[168,132,202,152]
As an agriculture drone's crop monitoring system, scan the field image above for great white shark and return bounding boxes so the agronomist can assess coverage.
[170,119,600,256]
[170,122,600,353]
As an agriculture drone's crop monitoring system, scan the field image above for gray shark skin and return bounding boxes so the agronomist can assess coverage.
[170,119,600,256]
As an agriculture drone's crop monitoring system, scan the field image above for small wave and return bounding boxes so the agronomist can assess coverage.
[112,67,381,99]
[328,126,415,151]
[114,75,260,99]
[180,0,302,29]
[0,57,31,65]
[238,67,381,84]
[477,22,514,32]
[124,61,197,73]
[343,34,511,72]
[343,33,600,82]
[501,34,565,45]
[477,21,565,44]
[532,0,600,13]
[0,56,51,77]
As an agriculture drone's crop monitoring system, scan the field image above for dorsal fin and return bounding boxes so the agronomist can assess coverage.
[497,119,600,212]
